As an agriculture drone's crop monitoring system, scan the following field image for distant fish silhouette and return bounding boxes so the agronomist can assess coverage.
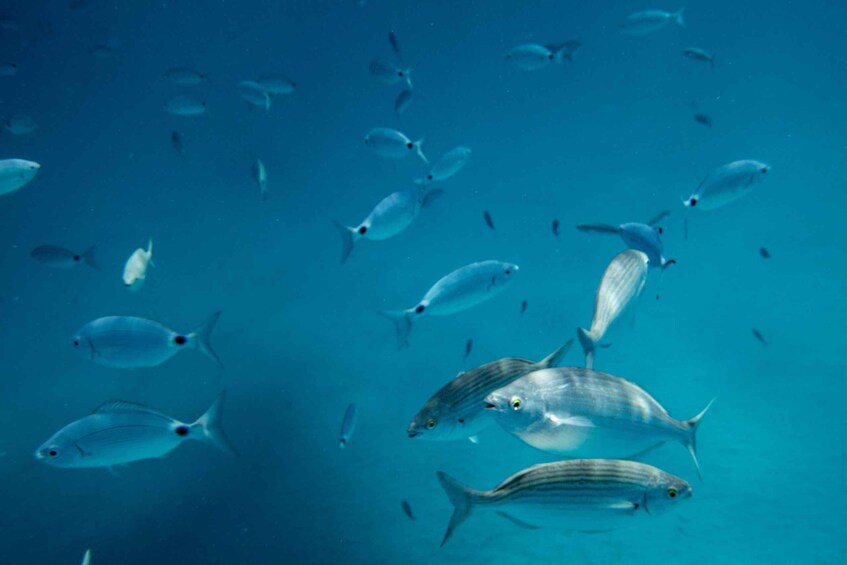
[693,113,712,127]
[171,130,184,156]
[401,500,415,520]
[759,247,771,259]
[465,338,473,359]
[552,219,560,238]
[752,328,767,346]
[388,31,401,57]
[520,300,528,314]
[483,211,495,230]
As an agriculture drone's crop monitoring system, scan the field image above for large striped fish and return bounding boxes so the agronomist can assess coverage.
[407,340,573,442]
[485,367,713,478]
[577,250,648,368]
[437,459,692,546]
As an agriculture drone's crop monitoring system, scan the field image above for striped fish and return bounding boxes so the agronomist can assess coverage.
[408,340,573,442]
[485,367,713,478]
[437,459,692,546]
[577,250,648,368]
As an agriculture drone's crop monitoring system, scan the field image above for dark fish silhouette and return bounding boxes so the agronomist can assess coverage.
[759,247,771,259]
[552,219,560,238]
[395,89,412,115]
[693,113,712,127]
[171,130,184,156]
[464,338,473,358]
[388,31,401,56]
[483,211,495,230]
[401,500,415,520]
[520,300,528,314]
[752,328,768,346]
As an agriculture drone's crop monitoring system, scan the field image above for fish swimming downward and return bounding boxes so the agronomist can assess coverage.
[72,312,223,369]
[35,392,234,469]
[339,403,358,449]
[577,250,648,368]
[437,459,692,546]
[408,340,572,442]
[122,239,153,290]
[486,367,714,478]
[31,245,99,270]
[253,159,268,201]
[237,80,271,111]
[382,260,519,348]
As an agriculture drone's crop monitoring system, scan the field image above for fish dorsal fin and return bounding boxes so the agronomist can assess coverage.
[92,401,169,419]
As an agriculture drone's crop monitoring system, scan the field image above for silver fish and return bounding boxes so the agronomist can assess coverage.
[683,160,769,211]
[165,67,209,86]
[620,8,685,35]
[31,245,98,270]
[237,80,271,111]
[339,403,357,448]
[394,89,413,115]
[3,114,37,135]
[253,159,268,201]
[333,186,441,264]
[72,312,223,369]
[256,75,296,95]
[683,47,714,67]
[437,459,692,545]
[507,44,556,71]
[368,59,412,88]
[35,392,234,468]
[382,260,519,348]
[577,211,675,270]
[164,94,207,116]
[485,367,713,477]
[577,250,648,368]
[415,147,471,185]
[0,158,40,195]
[81,549,91,565]
[407,340,572,442]
[364,127,427,163]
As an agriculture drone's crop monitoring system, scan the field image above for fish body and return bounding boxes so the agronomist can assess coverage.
[507,44,557,70]
[486,367,712,476]
[388,31,401,56]
[171,130,184,155]
[31,245,98,269]
[437,459,692,545]
[521,300,528,313]
[483,211,495,230]
[693,113,712,127]
[619,222,674,269]
[407,340,572,441]
[464,338,473,359]
[164,94,206,116]
[552,219,560,238]
[253,159,268,201]
[364,127,427,163]
[394,89,413,115]
[683,47,714,67]
[72,312,222,369]
[401,500,415,520]
[165,67,208,85]
[368,60,412,88]
[416,147,471,185]
[35,392,233,468]
[759,247,770,259]
[545,40,583,61]
[683,160,770,210]
[237,81,271,111]
[621,8,685,34]
[4,114,37,135]
[752,328,767,345]
[257,75,296,95]
[122,239,153,290]
[82,549,91,565]
[382,260,519,347]
[0,63,17,76]
[339,403,357,448]
[577,250,648,368]
[0,158,40,195]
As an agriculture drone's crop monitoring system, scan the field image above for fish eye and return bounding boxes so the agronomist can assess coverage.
[505,269,511,275]
[760,167,768,173]
[48,448,59,457]
[73,340,79,347]
[511,397,522,410]
[426,418,437,430]
[689,198,697,207]
[358,226,367,235]
[667,487,678,499]
[397,71,404,76]
[658,227,663,234]
[406,142,413,149]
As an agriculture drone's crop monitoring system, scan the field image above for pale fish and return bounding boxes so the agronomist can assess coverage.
[122,239,153,290]
[415,147,471,185]
[576,210,675,270]
[165,67,209,86]
[683,159,770,211]
[506,44,556,71]
[407,340,572,442]
[72,312,223,369]
[437,459,692,545]
[257,75,296,95]
[237,80,271,111]
[253,159,268,201]
[577,250,648,368]
[485,367,714,478]
[683,47,714,67]
[382,260,519,348]
[4,114,37,135]
[164,94,207,116]
[368,59,412,88]
[364,127,427,163]
[621,8,686,34]
[0,158,40,195]
[35,392,234,468]
[82,549,91,565]
[339,403,358,448]
[31,245,99,270]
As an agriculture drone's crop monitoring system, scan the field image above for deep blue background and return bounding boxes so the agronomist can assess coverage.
[1,0,845,563]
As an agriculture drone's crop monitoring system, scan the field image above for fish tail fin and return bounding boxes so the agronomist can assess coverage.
[332,220,358,264]
[189,311,224,368]
[655,259,676,300]
[674,6,686,28]
[81,246,100,270]
[379,309,414,349]
[414,137,428,164]
[437,471,476,547]
[576,223,621,235]
[576,327,597,369]
[193,391,237,456]
[420,188,445,208]
[662,259,677,272]
[684,398,715,480]
[538,338,574,368]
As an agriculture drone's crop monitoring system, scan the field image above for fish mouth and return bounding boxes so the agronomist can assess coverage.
[407,428,419,438]
[484,403,497,410]
[34,449,45,460]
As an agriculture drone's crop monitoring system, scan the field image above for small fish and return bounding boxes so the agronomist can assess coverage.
[520,300,528,314]
[382,261,519,348]
[3,114,37,135]
[464,339,473,358]
[486,367,714,478]
[552,219,560,238]
[364,127,427,163]
[394,89,413,116]
[437,459,692,546]
[237,81,271,111]
[577,211,675,271]
[388,31,401,57]
[577,250,648,369]
[165,67,209,86]
[683,160,770,211]
[483,211,495,230]
[122,239,153,290]
[72,312,223,369]
[0,62,17,76]
[81,549,91,565]
[31,245,98,270]
[415,147,471,185]
[507,44,556,71]
[35,392,234,468]
[171,130,184,156]
[368,60,412,88]
[333,186,440,263]
[253,159,268,201]
[759,247,771,259]
[401,500,415,520]
[339,403,357,448]
[693,113,712,127]
[256,75,296,95]
[164,94,207,116]
[620,8,685,35]
[752,328,768,346]
[0,158,40,196]
[683,47,714,67]
[407,340,572,441]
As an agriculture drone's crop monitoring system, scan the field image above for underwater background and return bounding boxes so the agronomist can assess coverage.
[1,0,845,563]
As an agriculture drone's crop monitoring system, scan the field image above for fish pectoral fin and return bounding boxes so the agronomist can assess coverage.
[546,414,595,428]
[608,500,639,513]
[496,511,540,530]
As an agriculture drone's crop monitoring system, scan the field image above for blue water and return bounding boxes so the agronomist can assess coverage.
[1,0,845,563]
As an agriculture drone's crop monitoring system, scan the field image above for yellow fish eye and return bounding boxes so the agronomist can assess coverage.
[667,488,678,499]
[426,418,437,430]
[511,397,521,410]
